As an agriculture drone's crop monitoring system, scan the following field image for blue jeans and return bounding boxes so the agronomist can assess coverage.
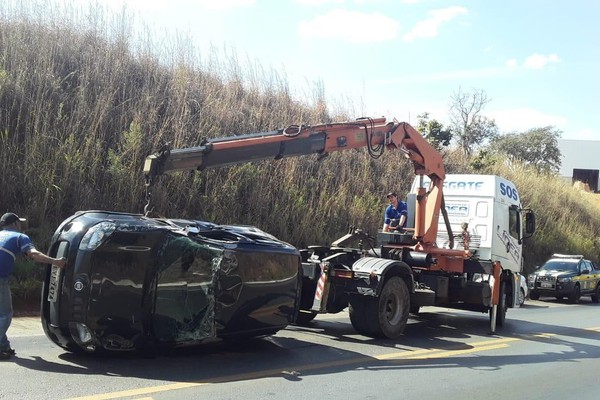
[0,277,13,351]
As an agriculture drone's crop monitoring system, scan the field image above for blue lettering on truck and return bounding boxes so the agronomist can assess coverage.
[499,182,519,201]
[445,181,484,190]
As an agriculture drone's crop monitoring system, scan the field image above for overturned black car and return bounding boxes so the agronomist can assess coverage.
[41,211,301,354]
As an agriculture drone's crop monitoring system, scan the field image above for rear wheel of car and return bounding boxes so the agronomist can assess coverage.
[591,283,600,303]
[568,284,581,304]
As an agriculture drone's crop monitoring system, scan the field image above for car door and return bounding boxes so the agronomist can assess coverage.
[151,234,219,343]
[579,260,593,294]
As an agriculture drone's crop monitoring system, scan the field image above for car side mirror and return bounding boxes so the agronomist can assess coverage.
[582,269,590,274]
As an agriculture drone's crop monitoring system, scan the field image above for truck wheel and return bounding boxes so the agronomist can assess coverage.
[349,295,376,337]
[591,283,600,303]
[371,276,410,339]
[529,291,540,300]
[295,310,318,325]
[490,280,507,327]
[568,285,581,304]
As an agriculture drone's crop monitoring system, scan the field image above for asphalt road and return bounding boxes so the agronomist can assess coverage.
[3,298,600,400]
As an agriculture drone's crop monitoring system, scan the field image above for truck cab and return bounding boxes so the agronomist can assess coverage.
[412,174,534,273]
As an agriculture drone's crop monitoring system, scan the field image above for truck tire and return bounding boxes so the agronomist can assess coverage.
[529,291,540,300]
[568,284,581,304]
[368,276,410,339]
[490,280,507,327]
[349,295,377,337]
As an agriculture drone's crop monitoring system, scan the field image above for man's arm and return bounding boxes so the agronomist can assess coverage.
[26,249,67,268]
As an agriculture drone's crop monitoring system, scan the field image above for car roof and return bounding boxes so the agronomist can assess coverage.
[550,254,584,260]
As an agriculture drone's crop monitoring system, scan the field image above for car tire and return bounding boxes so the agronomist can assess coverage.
[568,284,581,304]
[530,291,540,300]
[591,283,600,303]
[295,310,318,325]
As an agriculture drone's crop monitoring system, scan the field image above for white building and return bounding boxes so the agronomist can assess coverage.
[558,139,600,192]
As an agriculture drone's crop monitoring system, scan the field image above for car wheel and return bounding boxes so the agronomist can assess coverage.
[518,287,525,306]
[568,284,581,304]
[591,283,600,303]
[530,291,540,300]
[294,310,318,325]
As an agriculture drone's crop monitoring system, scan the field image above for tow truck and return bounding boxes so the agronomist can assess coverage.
[143,116,536,337]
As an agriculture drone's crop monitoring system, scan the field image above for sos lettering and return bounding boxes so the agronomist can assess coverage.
[500,182,518,201]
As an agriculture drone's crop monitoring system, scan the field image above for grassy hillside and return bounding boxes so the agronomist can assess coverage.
[2,2,600,305]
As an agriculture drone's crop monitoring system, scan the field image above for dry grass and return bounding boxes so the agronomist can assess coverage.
[2,0,600,286]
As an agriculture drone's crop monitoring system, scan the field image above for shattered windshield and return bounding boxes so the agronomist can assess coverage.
[151,234,222,343]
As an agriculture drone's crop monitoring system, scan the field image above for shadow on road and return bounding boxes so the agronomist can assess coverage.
[10,301,600,390]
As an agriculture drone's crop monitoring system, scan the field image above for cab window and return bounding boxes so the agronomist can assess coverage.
[581,260,592,274]
[508,205,520,240]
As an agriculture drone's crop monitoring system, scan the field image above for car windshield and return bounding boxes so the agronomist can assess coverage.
[540,260,579,272]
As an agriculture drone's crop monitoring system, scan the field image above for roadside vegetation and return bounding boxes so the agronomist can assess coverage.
[2,1,600,306]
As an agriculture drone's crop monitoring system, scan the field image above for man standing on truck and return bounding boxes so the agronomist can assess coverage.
[0,212,66,360]
[382,192,408,232]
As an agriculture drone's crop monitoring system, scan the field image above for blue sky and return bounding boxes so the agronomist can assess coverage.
[65,0,598,140]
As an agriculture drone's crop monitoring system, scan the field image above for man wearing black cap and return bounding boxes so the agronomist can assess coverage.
[383,192,408,232]
[0,212,66,360]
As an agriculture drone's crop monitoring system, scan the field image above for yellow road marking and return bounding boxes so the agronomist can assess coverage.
[66,383,204,400]
[64,331,588,400]
[404,343,509,359]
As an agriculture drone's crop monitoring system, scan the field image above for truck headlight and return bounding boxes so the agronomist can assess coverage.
[528,275,536,283]
[79,222,116,251]
[557,276,572,283]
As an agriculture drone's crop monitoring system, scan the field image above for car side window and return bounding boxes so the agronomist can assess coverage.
[581,260,592,274]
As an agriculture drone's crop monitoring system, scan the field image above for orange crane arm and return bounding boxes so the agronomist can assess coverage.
[143,116,446,247]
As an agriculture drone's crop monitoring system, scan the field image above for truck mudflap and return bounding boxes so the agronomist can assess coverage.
[310,262,331,312]
[351,257,414,296]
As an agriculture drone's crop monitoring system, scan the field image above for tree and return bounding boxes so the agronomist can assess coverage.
[416,112,453,151]
[489,126,562,173]
[449,88,499,156]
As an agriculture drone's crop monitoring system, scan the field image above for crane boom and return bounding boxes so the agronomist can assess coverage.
[143,116,449,250]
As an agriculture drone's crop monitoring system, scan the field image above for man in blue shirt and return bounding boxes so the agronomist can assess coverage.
[0,212,66,360]
[383,192,408,232]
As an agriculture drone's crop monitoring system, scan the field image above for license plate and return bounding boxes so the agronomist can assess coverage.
[540,282,553,288]
[47,265,62,302]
